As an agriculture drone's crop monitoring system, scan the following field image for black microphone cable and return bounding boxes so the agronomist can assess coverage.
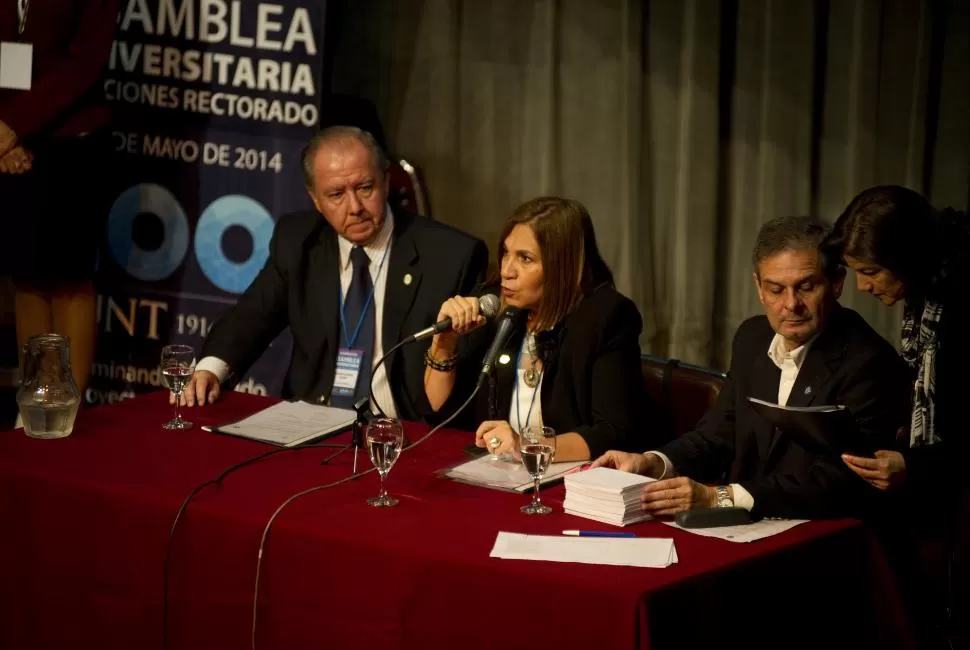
[161,438,347,650]
[366,337,411,418]
[248,383,481,650]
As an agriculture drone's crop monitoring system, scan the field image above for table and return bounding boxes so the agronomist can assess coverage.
[0,392,914,649]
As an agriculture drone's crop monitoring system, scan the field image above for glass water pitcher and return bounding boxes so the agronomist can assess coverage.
[16,334,81,439]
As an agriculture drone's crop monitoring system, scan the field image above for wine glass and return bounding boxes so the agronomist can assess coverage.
[161,344,195,430]
[366,417,404,507]
[519,425,556,515]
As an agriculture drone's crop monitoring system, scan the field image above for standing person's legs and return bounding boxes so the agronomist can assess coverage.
[51,282,97,397]
[14,286,53,351]
[14,280,97,402]
[12,132,109,400]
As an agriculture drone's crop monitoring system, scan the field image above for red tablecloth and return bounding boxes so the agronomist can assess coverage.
[0,392,914,650]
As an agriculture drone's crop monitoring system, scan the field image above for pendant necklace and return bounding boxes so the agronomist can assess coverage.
[523,331,540,388]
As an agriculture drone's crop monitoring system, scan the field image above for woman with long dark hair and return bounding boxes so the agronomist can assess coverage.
[825,185,969,648]
[424,196,654,461]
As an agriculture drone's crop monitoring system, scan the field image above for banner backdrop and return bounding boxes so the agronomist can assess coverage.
[90,0,326,406]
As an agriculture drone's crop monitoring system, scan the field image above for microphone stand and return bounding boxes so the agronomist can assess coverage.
[351,396,372,478]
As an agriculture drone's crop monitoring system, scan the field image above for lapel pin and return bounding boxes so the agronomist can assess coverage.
[403,273,413,286]
[804,386,812,395]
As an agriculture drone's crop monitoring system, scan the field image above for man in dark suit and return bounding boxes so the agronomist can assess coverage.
[179,126,489,421]
[593,216,911,519]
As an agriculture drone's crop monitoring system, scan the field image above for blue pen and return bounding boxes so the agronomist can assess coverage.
[561,530,636,538]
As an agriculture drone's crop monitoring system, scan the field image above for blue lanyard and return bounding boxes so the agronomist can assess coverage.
[514,337,542,431]
[338,243,390,349]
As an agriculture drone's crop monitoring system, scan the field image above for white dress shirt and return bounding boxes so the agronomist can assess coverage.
[647,332,815,510]
[196,206,399,418]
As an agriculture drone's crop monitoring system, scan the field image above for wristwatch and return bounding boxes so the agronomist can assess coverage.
[715,486,734,508]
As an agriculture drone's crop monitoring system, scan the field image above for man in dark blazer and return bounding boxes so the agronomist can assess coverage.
[179,126,489,422]
[594,216,912,519]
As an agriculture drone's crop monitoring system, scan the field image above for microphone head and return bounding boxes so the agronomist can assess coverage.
[479,294,501,320]
[353,396,374,420]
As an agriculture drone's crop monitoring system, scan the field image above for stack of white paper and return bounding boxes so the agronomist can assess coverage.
[444,455,587,492]
[563,467,655,526]
[490,532,678,568]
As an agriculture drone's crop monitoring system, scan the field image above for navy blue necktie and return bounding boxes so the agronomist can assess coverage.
[332,246,375,409]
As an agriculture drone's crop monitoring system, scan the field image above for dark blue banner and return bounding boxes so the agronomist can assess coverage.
[89,0,326,406]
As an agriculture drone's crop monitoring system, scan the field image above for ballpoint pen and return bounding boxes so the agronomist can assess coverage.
[561,530,636,538]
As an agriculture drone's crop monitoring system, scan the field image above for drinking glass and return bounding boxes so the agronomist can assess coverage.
[161,345,195,430]
[519,425,556,514]
[366,418,405,507]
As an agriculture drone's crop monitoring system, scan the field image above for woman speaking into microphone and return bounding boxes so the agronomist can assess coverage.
[423,196,654,461]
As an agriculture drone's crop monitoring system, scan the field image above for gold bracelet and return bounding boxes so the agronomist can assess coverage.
[424,348,457,372]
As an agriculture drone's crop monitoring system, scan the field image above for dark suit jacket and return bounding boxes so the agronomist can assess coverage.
[201,209,489,422]
[452,284,657,458]
[659,306,911,519]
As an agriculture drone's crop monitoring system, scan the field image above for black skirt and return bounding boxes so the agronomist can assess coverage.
[0,130,111,289]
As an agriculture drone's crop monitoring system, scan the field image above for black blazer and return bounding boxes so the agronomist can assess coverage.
[659,306,912,519]
[451,284,657,458]
[201,209,489,422]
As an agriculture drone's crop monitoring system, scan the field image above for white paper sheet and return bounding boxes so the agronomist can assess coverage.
[445,455,586,492]
[663,518,809,542]
[490,532,678,568]
[203,400,356,447]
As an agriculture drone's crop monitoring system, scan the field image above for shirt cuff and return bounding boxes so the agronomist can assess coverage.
[195,356,230,384]
[645,451,675,479]
[730,483,755,511]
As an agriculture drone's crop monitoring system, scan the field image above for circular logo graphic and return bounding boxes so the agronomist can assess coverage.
[195,195,274,294]
[106,183,190,282]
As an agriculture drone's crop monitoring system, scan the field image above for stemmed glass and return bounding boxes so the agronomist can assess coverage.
[519,425,557,514]
[366,417,405,507]
[161,345,195,430]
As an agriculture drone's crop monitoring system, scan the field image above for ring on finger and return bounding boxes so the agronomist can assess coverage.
[489,436,501,449]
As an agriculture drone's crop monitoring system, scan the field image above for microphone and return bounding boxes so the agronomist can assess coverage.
[403,294,501,343]
[479,307,520,382]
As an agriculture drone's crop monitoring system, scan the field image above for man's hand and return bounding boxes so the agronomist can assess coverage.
[0,121,16,158]
[0,146,31,174]
[842,450,906,491]
[171,369,221,406]
[591,450,666,477]
[641,476,716,515]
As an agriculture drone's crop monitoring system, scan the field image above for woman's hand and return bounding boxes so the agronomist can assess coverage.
[432,296,486,348]
[0,121,16,158]
[475,420,519,458]
[0,146,32,174]
[842,450,906,490]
